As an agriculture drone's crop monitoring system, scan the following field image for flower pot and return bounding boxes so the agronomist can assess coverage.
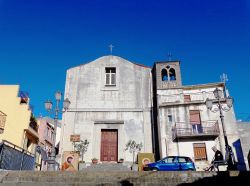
[118,159,124,163]
[78,162,87,170]
[131,164,138,171]
[92,159,98,164]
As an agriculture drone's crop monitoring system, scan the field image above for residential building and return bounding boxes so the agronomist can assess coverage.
[152,60,239,170]
[0,85,39,153]
[37,117,61,170]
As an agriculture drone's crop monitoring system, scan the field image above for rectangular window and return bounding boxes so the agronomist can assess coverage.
[184,95,191,102]
[193,143,207,161]
[47,127,50,137]
[0,111,7,134]
[168,115,173,123]
[105,67,116,86]
[190,110,203,133]
[189,110,201,125]
[51,131,54,141]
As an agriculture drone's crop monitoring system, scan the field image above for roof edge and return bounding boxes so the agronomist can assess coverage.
[182,82,225,90]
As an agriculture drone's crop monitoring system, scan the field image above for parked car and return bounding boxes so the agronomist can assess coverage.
[143,156,196,171]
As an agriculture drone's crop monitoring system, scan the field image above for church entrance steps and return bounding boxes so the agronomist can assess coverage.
[0,171,248,186]
[83,163,131,171]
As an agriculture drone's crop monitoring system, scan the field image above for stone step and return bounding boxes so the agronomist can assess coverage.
[0,182,175,186]
[1,171,247,186]
[84,163,131,171]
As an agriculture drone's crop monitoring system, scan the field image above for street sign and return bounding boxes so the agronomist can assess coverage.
[70,135,80,142]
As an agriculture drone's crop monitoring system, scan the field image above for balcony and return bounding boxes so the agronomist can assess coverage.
[24,114,39,143]
[24,125,39,144]
[172,120,220,141]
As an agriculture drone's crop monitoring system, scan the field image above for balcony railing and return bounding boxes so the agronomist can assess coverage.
[172,120,220,141]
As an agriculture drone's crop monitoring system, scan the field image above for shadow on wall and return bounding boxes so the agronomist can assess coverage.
[233,139,247,171]
[178,172,250,186]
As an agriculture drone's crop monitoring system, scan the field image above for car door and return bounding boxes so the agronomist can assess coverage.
[178,157,188,170]
[158,157,179,171]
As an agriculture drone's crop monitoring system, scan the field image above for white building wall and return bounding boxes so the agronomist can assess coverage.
[60,56,153,164]
[157,85,239,170]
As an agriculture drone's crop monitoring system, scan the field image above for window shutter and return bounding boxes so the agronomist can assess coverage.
[193,143,207,161]
[184,95,191,102]
[190,110,201,125]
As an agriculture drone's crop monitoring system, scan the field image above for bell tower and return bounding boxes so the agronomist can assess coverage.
[154,61,182,89]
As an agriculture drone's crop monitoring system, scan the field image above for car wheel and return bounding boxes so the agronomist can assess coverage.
[152,168,158,171]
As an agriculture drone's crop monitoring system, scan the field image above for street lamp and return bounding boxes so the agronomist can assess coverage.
[44,91,70,171]
[205,87,236,170]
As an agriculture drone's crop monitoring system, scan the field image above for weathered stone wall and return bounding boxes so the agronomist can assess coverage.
[60,56,153,163]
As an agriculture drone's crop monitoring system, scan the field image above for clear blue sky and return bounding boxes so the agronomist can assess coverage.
[0,0,249,121]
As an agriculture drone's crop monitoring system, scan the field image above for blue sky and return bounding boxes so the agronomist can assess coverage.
[0,0,249,121]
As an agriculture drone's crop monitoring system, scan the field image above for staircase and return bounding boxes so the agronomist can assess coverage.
[84,163,132,171]
[0,171,247,186]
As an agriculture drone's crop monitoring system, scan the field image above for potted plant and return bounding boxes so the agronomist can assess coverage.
[73,139,89,170]
[125,140,143,171]
[73,139,89,162]
[91,158,98,164]
[118,158,124,163]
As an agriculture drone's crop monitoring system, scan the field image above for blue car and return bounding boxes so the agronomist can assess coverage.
[143,156,196,171]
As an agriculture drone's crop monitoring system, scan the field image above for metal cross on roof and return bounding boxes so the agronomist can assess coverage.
[109,44,114,55]
[168,52,172,61]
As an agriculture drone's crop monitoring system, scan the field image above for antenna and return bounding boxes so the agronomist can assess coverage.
[220,73,228,84]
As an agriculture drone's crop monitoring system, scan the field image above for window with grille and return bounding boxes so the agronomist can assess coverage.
[193,143,207,161]
[105,67,116,86]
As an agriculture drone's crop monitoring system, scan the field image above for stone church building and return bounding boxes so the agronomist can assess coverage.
[60,55,242,170]
[60,56,153,163]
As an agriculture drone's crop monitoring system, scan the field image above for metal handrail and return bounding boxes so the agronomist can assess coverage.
[172,120,220,140]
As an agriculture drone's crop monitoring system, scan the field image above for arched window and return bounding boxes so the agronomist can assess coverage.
[161,69,168,81]
[169,68,176,81]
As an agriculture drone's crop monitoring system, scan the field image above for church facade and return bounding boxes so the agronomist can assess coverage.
[60,56,153,163]
[60,55,240,170]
